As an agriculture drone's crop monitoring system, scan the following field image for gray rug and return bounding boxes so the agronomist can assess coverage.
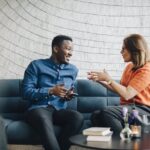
[8,145,44,150]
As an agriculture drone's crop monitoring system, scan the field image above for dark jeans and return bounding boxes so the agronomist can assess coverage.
[25,106,83,150]
[0,116,8,150]
[91,105,150,136]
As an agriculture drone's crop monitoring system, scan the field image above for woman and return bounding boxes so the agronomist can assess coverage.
[88,34,150,135]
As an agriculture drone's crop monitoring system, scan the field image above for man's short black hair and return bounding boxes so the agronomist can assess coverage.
[52,35,72,49]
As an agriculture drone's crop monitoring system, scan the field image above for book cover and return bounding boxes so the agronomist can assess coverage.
[83,127,111,136]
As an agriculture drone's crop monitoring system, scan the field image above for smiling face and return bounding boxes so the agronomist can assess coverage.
[120,44,132,62]
[54,40,73,64]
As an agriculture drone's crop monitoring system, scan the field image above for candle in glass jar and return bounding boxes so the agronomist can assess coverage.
[130,125,141,138]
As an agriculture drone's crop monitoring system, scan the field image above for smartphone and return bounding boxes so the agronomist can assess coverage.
[71,92,78,97]
[66,86,78,97]
[66,89,78,97]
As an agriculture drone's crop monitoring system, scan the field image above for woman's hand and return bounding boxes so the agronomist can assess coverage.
[87,69,112,82]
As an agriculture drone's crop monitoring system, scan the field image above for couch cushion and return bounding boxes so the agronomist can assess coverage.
[77,97,107,113]
[6,120,61,144]
[0,79,30,120]
[75,79,108,113]
[0,97,29,113]
[107,89,120,106]
[0,79,21,97]
[76,79,107,96]
[108,97,120,106]
[6,121,41,144]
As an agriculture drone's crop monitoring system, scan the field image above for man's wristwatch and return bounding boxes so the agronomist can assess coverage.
[107,79,113,85]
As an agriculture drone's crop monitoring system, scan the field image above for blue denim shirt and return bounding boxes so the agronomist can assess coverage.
[23,57,78,110]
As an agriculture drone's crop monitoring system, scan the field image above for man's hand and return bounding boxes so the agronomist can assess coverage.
[49,84,68,98]
[49,85,77,101]
[64,87,75,101]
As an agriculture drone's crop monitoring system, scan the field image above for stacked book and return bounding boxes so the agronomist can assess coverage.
[82,127,113,142]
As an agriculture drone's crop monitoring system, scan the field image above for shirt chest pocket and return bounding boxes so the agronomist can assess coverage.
[38,74,56,86]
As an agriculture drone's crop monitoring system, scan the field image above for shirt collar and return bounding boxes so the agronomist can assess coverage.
[49,57,65,69]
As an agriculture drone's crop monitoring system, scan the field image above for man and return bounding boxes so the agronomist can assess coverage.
[23,35,83,150]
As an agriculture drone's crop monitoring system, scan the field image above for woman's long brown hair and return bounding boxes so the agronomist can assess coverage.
[124,34,150,71]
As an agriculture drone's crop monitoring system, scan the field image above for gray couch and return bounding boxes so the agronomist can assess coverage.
[0,79,120,145]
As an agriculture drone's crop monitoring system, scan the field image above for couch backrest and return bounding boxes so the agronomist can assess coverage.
[67,79,120,119]
[0,79,120,120]
[0,79,29,120]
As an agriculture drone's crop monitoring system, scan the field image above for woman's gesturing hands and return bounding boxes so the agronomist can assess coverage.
[87,69,112,82]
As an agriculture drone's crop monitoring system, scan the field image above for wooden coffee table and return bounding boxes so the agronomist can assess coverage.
[69,133,150,150]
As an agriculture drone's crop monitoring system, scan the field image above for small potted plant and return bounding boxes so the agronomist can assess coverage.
[120,107,132,140]
[120,107,142,140]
